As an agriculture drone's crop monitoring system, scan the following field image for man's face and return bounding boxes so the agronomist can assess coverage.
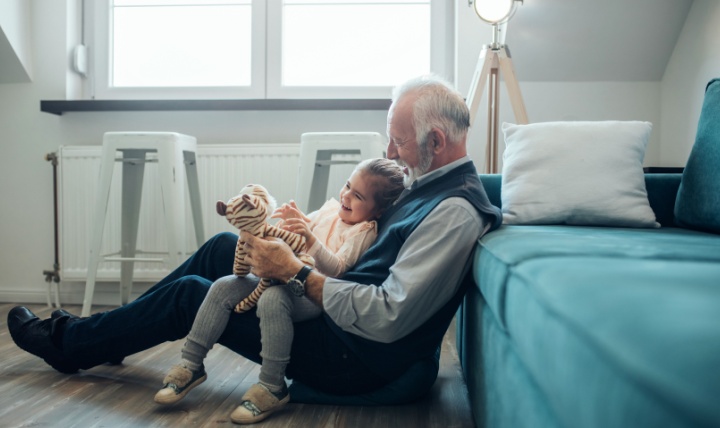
[386,95,434,187]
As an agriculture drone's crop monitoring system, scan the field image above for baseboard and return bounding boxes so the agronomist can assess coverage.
[0,282,153,306]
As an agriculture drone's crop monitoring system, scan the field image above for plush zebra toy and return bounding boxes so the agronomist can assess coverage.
[217,184,314,313]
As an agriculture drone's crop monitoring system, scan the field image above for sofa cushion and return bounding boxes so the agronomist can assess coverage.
[480,173,683,227]
[675,78,720,234]
[504,257,720,427]
[500,121,658,228]
[474,225,720,329]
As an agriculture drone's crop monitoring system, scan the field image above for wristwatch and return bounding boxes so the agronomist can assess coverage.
[287,265,313,297]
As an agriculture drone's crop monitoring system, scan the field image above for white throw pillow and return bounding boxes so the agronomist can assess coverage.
[501,121,659,228]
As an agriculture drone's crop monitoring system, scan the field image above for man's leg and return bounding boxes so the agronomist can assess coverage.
[63,275,213,369]
[217,312,387,396]
[140,232,238,297]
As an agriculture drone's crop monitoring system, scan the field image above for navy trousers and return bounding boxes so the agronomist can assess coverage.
[62,232,386,394]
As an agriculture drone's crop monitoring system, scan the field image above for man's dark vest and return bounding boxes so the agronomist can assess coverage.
[324,161,502,380]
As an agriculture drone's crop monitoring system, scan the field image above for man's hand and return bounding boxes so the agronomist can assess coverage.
[241,230,327,308]
[241,231,304,282]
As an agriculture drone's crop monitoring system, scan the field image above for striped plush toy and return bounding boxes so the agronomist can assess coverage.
[217,184,314,313]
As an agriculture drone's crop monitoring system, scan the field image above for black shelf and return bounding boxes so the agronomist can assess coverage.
[40,98,392,115]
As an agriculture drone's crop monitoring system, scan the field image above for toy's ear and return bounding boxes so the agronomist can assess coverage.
[242,194,257,210]
[216,201,227,216]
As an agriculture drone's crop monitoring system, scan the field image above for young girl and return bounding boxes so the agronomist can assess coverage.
[154,158,405,424]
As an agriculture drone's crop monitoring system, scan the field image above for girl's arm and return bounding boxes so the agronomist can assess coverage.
[306,223,377,277]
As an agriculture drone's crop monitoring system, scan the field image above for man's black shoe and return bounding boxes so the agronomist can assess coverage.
[7,306,80,374]
[51,308,77,320]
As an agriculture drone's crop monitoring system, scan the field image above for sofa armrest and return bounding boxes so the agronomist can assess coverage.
[644,173,681,227]
[479,173,682,228]
[479,174,502,207]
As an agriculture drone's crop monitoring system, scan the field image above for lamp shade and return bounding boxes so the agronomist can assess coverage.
[473,0,519,25]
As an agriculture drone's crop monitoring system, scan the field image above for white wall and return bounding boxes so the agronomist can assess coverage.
[454,1,663,171]
[0,0,717,304]
[0,0,33,82]
[660,0,720,166]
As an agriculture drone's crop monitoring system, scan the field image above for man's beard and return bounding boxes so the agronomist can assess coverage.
[399,139,434,187]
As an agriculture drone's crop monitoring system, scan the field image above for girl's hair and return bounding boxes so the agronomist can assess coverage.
[355,158,405,212]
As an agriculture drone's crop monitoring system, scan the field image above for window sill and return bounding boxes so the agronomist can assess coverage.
[40,98,392,116]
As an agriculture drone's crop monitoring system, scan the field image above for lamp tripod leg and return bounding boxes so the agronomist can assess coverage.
[466,45,528,174]
[498,47,529,124]
[486,68,501,174]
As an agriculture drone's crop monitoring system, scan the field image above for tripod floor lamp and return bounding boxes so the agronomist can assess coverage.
[466,0,528,173]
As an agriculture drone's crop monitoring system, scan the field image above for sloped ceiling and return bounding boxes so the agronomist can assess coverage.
[502,0,694,81]
[0,33,31,83]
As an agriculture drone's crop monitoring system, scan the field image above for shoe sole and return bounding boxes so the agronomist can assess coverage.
[43,356,80,374]
[230,394,290,424]
[154,373,207,405]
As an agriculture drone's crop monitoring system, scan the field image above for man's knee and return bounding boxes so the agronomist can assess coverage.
[208,232,238,250]
[173,275,212,303]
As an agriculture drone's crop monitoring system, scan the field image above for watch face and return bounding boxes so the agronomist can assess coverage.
[287,278,305,297]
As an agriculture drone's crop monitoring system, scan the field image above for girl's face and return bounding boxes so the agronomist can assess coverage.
[337,170,381,225]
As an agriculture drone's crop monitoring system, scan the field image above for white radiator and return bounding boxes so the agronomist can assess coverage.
[57,144,302,281]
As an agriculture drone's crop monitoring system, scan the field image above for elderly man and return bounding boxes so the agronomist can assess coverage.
[8,74,502,423]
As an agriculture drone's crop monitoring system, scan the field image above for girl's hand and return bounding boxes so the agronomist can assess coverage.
[271,200,310,222]
[282,218,317,249]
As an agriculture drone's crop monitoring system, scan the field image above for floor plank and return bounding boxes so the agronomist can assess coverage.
[0,303,474,427]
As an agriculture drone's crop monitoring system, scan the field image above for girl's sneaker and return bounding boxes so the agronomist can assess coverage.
[154,364,207,405]
[230,382,290,424]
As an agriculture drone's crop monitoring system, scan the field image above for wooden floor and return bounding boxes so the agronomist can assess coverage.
[0,303,475,428]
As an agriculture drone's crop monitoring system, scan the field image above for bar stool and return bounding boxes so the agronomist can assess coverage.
[295,132,387,212]
[81,132,205,316]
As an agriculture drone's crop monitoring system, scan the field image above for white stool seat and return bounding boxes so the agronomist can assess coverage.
[81,132,205,316]
[295,132,387,213]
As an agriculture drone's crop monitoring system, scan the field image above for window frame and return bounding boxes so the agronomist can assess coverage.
[85,0,453,100]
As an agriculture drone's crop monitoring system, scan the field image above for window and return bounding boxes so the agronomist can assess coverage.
[87,0,452,100]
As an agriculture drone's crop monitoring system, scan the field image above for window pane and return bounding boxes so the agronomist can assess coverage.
[112,4,252,87]
[281,1,430,87]
[115,0,250,7]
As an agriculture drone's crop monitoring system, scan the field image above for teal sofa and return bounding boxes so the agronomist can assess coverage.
[457,78,720,428]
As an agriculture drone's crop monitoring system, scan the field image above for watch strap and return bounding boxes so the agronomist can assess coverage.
[294,265,313,284]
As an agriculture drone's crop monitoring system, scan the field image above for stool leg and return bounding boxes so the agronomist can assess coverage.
[184,150,205,248]
[295,145,316,213]
[158,143,185,268]
[309,150,333,213]
[119,149,146,305]
[82,146,116,317]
